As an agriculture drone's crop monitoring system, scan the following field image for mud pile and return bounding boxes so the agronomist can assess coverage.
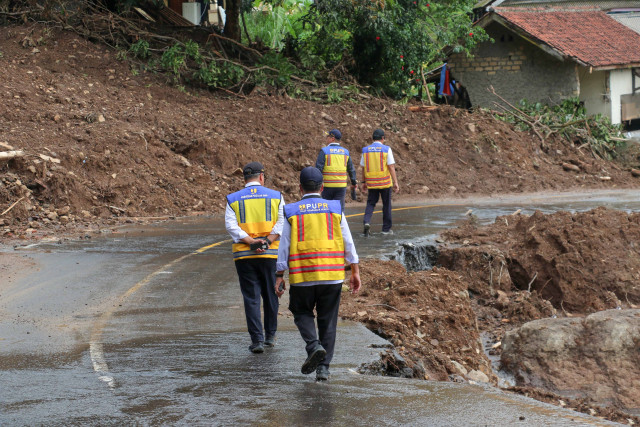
[440,207,640,314]
[2,24,640,241]
[437,207,640,422]
[340,260,495,383]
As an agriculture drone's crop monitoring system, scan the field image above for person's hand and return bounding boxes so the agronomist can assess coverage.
[360,183,367,193]
[250,237,267,253]
[393,183,400,193]
[349,272,361,294]
[275,277,286,297]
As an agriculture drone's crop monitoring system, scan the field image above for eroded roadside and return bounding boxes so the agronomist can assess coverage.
[340,206,640,425]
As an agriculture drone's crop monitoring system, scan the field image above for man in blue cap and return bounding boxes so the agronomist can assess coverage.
[275,166,361,381]
[315,129,358,212]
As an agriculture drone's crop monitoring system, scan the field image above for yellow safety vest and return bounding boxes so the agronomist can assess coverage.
[284,198,345,284]
[321,145,349,188]
[362,143,392,189]
[227,185,281,261]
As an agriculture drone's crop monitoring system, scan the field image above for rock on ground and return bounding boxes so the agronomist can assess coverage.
[501,309,640,415]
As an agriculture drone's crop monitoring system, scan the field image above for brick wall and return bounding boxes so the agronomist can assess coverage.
[448,22,578,108]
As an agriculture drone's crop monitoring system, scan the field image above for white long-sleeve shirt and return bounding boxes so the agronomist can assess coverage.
[276,194,359,286]
[224,181,285,242]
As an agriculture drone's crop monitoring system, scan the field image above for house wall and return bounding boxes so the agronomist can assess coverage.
[448,22,578,109]
[610,68,633,124]
[578,67,610,119]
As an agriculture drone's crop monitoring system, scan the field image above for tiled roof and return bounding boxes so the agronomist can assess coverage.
[492,9,640,67]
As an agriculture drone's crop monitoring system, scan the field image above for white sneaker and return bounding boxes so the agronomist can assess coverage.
[363,223,370,236]
[381,230,394,235]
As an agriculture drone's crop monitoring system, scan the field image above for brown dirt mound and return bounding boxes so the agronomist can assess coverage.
[435,207,640,422]
[340,260,496,383]
[440,207,640,314]
[2,23,640,241]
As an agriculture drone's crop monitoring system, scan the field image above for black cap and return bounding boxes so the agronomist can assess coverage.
[243,161,264,177]
[373,128,385,140]
[299,166,323,184]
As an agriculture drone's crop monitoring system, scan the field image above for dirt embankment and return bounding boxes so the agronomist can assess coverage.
[339,207,640,424]
[2,24,640,241]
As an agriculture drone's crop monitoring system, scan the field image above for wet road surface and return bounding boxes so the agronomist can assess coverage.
[3,190,639,425]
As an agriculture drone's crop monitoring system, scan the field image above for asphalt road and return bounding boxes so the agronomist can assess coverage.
[4,190,639,426]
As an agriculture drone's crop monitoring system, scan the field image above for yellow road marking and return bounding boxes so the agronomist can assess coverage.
[345,203,465,218]
[90,238,231,388]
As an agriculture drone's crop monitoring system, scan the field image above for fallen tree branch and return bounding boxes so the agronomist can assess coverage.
[1,197,25,216]
[0,150,25,160]
[366,303,399,312]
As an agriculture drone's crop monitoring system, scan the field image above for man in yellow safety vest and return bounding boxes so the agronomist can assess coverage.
[360,128,400,236]
[225,161,285,353]
[315,129,358,212]
[275,166,361,381]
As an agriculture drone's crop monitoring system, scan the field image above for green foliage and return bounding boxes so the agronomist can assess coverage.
[294,0,487,96]
[496,98,625,159]
[160,44,187,79]
[129,39,150,59]
[254,51,300,87]
[242,0,312,50]
[184,40,202,62]
[197,61,245,88]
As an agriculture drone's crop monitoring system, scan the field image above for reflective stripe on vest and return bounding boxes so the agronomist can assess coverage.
[284,199,345,284]
[227,185,281,261]
[322,145,349,188]
[363,143,392,189]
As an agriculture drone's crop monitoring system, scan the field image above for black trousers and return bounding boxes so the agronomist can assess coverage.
[234,258,279,344]
[363,187,392,231]
[321,186,347,212]
[288,284,342,368]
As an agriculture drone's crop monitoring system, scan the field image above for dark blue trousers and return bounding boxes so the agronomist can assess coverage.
[363,187,392,232]
[235,258,279,344]
[288,284,342,368]
[321,186,347,212]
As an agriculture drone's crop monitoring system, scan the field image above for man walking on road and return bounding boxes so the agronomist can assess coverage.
[360,128,400,235]
[315,129,358,212]
[225,161,285,354]
[275,167,361,381]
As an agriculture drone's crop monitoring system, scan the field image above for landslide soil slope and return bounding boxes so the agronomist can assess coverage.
[2,24,640,238]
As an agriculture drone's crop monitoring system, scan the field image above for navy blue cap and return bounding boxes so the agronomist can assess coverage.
[300,166,323,184]
[328,129,342,140]
[373,128,385,140]
[243,161,264,177]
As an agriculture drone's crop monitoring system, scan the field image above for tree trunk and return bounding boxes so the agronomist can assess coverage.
[224,0,241,42]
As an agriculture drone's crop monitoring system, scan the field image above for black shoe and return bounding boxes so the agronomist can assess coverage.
[363,223,370,236]
[264,336,276,347]
[249,342,264,353]
[316,365,330,381]
[301,345,326,375]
